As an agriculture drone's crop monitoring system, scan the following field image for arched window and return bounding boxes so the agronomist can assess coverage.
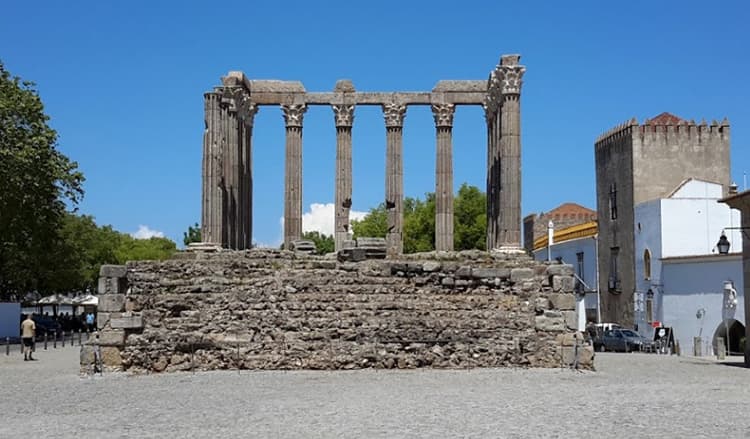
[644,249,651,280]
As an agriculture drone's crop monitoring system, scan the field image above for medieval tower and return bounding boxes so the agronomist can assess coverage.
[594,112,731,325]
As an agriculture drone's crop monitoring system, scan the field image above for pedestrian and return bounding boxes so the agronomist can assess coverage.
[21,314,36,361]
[86,312,95,332]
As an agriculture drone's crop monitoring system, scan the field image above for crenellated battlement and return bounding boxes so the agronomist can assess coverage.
[596,113,730,147]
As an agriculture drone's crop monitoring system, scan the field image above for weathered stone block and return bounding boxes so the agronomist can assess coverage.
[555,332,585,347]
[534,297,550,312]
[337,248,366,262]
[562,311,578,330]
[98,294,126,312]
[110,315,143,330]
[101,347,123,367]
[97,330,126,347]
[455,266,472,278]
[546,264,574,277]
[472,267,510,279]
[552,275,575,292]
[548,293,576,310]
[97,312,111,330]
[99,264,127,278]
[535,314,565,331]
[510,268,534,283]
[422,261,441,272]
[441,277,455,287]
[559,344,594,369]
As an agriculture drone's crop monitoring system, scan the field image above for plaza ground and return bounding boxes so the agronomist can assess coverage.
[1,346,749,438]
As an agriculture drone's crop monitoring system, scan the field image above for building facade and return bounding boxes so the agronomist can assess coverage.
[633,179,743,353]
[594,112,731,325]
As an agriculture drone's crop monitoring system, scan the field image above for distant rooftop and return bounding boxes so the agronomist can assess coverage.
[646,112,685,125]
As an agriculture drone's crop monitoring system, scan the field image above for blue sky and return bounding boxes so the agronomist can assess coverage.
[2,1,748,246]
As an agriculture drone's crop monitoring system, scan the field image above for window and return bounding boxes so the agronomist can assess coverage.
[609,183,618,220]
[576,252,585,293]
[646,297,654,323]
[608,247,620,292]
[643,249,651,280]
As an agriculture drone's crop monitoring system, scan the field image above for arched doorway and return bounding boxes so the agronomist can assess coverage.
[712,319,746,355]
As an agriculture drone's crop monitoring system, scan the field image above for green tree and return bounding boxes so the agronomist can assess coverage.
[115,235,177,262]
[403,194,435,253]
[183,222,201,246]
[351,203,387,238]
[302,231,334,255]
[0,61,84,299]
[454,183,487,251]
[351,184,487,253]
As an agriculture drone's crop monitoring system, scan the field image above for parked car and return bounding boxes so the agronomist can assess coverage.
[594,329,652,352]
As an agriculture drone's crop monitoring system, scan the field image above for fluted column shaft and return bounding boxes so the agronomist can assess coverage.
[484,97,500,250]
[383,104,407,257]
[282,104,307,250]
[496,56,525,248]
[498,95,521,246]
[433,104,455,251]
[239,103,257,250]
[225,99,240,249]
[201,91,223,245]
[333,105,355,252]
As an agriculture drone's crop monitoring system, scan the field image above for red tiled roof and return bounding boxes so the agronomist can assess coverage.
[647,112,685,125]
[546,202,596,218]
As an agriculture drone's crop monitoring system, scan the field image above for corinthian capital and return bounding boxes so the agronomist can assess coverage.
[236,94,258,125]
[219,87,246,113]
[332,104,355,128]
[497,64,526,95]
[431,104,455,128]
[382,103,407,128]
[281,104,307,128]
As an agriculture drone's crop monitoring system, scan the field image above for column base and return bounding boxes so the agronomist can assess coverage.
[186,242,223,252]
[490,245,527,255]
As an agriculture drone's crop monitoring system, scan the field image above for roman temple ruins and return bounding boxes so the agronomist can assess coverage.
[201,55,526,255]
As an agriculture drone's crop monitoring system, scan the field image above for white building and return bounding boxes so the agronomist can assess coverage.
[533,179,744,356]
[634,179,744,355]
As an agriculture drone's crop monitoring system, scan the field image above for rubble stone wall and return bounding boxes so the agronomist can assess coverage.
[83,250,593,373]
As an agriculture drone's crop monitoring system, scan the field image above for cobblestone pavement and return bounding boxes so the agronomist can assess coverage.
[1,347,749,438]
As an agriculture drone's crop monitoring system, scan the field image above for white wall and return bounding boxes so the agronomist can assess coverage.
[0,303,21,338]
[660,182,742,258]
[661,256,744,356]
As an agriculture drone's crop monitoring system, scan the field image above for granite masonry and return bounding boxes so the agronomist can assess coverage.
[82,250,593,374]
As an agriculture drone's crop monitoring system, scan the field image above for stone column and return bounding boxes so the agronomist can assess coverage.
[383,103,407,257]
[432,104,455,251]
[333,104,355,252]
[484,84,500,250]
[221,88,243,249]
[238,101,257,250]
[201,90,223,245]
[282,104,307,250]
[496,55,526,250]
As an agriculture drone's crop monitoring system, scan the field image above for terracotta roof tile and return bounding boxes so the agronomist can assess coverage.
[647,112,685,125]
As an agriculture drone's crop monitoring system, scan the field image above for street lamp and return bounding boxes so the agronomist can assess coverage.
[716,231,731,255]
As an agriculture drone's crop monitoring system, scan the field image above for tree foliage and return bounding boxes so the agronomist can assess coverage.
[0,60,84,297]
[351,184,487,253]
[351,203,387,239]
[302,231,334,255]
[183,222,201,246]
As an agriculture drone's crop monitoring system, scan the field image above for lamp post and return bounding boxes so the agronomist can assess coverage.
[717,231,731,255]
